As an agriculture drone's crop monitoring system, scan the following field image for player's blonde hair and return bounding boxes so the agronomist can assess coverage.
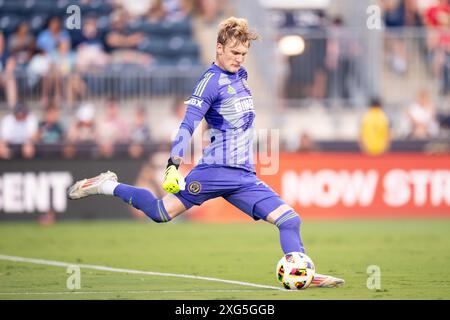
[217,17,259,47]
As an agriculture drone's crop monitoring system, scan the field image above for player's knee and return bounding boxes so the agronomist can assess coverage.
[276,212,301,231]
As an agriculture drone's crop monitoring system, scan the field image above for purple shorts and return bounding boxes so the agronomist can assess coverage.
[174,164,286,221]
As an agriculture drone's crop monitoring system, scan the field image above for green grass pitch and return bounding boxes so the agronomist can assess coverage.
[0,219,449,300]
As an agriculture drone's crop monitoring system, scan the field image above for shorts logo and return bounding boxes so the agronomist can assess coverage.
[188,181,202,194]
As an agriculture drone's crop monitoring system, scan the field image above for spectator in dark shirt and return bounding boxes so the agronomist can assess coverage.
[76,16,110,73]
[37,105,65,144]
[7,21,36,67]
[326,16,362,102]
[105,10,153,66]
[128,106,152,159]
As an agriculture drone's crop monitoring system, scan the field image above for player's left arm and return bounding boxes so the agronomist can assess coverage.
[163,72,218,193]
[163,106,206,193]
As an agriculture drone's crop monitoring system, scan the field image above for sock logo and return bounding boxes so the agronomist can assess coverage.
[128,197,133,205]
[188,181,202,195]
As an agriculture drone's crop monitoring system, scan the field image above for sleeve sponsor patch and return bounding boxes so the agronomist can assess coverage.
[185,97,203,108]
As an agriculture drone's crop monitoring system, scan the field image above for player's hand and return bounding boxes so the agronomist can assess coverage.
[163,165,186,193]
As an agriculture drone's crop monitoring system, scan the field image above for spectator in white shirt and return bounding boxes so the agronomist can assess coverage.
[406,90,440,139]
[0,103,38,159]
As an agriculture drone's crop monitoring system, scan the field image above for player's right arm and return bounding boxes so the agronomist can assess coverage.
[163,71,218,193]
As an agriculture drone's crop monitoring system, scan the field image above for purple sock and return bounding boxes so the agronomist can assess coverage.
[275,210,305,254]
[113,184,171,223]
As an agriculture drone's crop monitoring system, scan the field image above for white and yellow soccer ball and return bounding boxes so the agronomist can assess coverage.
[276,252,315,290]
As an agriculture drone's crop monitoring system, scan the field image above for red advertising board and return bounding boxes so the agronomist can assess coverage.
[188,153,450,221]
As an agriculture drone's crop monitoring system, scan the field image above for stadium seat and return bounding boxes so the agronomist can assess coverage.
[173,38,199,56]
[155,55,200,68]
[0,0,60,16]
[0,15,22,34]
[0,0,27,14]
[29,14,49,34]
[127,18,145,33]
[96,15,111,33]
[176,56,201,68]
[144,20,187,37]
[140,21,163,35]
[139,17,192,37]
[140,38,168,55]
[171,18,192,36]
[85,0,112,14]
[153,20,176,36]
[32,0,61,15]
[155,56,179,67]
[56,0,80,14]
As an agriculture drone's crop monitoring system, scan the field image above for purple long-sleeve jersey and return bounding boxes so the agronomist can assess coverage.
[170,63,256,172]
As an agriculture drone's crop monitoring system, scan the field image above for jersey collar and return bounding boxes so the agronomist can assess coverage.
[211,62,239,76]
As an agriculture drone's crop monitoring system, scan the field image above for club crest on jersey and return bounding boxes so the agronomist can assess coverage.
[185,97,203,108]
[188,181,202,194]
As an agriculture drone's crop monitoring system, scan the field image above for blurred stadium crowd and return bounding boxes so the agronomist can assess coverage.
[282,0,450,100]
[274,0,450,152]
[0,0,450,160]
[0,0,229,105]
[0,0,229,159]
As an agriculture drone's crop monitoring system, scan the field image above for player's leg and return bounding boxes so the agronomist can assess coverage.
[67,171,186,222]
[225,189,305,254]
[255,198,305,254]
[224,183,344,288]
[68,164,228,222]
[112,183,186,221]
[253,194,346,289]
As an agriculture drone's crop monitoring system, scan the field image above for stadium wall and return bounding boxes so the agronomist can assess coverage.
[191,153,450,222]
[0,159,146,220]
[1,153,449,221]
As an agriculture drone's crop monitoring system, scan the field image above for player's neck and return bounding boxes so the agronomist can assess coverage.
[212,62,236,75]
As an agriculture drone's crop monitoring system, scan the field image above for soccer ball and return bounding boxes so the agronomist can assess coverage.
[276,252,315,290]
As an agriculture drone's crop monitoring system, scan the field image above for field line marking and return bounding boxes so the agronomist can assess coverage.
[0,289,276,295]
[0,254,284,291]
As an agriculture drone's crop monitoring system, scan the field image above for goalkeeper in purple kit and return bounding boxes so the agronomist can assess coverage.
[68,17,343,288]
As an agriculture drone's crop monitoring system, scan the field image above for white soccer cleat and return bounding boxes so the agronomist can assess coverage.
[68,171,118,200]
[309,273,345,288]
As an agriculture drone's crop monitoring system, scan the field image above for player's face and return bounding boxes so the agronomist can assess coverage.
[216,40,249,73]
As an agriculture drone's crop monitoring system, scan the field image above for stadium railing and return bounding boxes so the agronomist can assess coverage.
[272,26,450,110]
[12,66,205,106]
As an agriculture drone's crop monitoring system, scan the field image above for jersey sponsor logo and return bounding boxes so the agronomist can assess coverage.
[234,97,254,113]
[188,181,202,195]
[186,97,203,108]
[227,85,236,95]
